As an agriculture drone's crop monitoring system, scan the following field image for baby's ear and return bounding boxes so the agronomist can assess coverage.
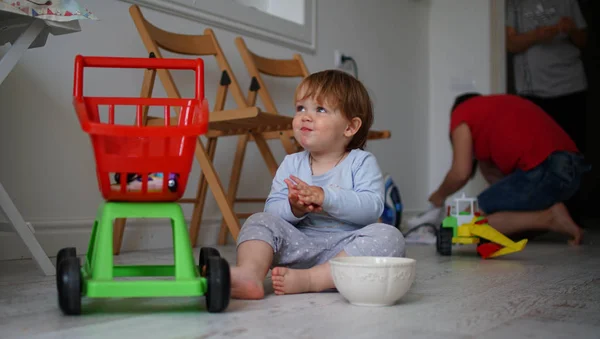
[345,117,362,137]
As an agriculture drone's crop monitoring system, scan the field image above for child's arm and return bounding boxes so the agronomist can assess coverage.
[264,155,308,224]
[296,153,384,225]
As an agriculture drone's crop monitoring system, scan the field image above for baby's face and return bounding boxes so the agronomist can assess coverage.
[292,96,350,153]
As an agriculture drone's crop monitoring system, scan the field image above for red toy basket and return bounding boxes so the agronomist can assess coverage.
[72,55,209,202]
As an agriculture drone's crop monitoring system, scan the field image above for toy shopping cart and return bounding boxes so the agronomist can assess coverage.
[55,55,230,315]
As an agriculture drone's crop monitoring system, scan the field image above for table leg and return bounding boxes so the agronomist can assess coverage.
[0,19,46,85]
[0,18,54,276]
[0,183,54,276]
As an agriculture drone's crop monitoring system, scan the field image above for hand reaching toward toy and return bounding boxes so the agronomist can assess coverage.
[284,176,324,217]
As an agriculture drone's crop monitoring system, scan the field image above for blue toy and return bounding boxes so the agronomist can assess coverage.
[381,174,403,229]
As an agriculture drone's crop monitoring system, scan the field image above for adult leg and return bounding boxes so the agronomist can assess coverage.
[477,152,585,244]
[558,91,589,224]
[272,223,405,295]
[523,92,589,226]
[525,92,587,154]
[552,91,587,154]
[485,203,581,245]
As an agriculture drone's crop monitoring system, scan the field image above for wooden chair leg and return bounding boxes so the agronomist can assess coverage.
[112,218,126,255]
[218,133,280,244]
[253,133,279,176]
[189,137,218,247]
[218,134,249,245]
[279,134,298,155]
[194,137,241,240]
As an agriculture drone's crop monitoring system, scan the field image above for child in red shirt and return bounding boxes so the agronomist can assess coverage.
[428,93,590,245]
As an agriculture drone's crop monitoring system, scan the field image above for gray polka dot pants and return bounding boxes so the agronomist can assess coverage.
[236,212,406,269]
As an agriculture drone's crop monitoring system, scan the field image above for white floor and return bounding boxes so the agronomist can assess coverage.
[1,233,599,339]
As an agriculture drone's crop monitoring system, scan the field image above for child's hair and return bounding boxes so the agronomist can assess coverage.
[294,69,373,150]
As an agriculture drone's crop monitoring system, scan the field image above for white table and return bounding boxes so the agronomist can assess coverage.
[1,10,82,276]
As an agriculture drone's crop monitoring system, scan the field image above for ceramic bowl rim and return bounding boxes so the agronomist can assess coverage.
[329,256,416,268]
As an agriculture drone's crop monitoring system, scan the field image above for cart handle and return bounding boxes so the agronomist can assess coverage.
[73,55,204,101]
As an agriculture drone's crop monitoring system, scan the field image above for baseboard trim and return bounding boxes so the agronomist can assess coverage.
[0,217,228,261]
[0,209,424,261]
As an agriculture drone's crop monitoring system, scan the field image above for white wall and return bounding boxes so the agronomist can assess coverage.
[234,0,270,12]
[427,0,493,201]
[0,0,431,259]
[268,0,305,25]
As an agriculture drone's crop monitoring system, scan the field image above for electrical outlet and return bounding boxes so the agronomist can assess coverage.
[334,50,343,68]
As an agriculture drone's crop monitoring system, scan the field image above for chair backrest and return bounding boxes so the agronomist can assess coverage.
[234,36,310,115]
[129,4,248,112]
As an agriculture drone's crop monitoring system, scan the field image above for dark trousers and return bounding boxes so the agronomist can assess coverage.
[521,90,589,231]
[522,90,588,155]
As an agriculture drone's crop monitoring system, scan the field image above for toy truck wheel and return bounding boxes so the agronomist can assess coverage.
[199,247,221,277]
[56,247,76,285]
[205,256,231,313]
[477,238,490,249]
[476,239,493,258]
[437,227,453,256]
[57,257,82,315]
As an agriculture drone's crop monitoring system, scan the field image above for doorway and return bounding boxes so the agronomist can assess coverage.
[499,0,600,222]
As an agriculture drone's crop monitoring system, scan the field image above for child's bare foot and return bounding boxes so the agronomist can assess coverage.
[230,267,264,299]
[271,265,335,295]
[549,203,583,245]
[271,267,311,295]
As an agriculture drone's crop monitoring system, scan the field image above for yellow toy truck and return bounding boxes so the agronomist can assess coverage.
[436,194,528,259]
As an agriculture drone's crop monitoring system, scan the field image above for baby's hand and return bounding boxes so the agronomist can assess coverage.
[285,177,322,217]
[289,175,324,207]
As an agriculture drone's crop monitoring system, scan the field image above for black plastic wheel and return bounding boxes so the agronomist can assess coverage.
[56,247,76,286]
[437,227,453,256]
[57,247,76,266]
[199,247,221,277]
[205,256,231,313]
[57,257,82,315]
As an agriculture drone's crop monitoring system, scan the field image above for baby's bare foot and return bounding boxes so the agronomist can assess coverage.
[549,203,583,245]
[271,267,311,295]
[230,267,264,300]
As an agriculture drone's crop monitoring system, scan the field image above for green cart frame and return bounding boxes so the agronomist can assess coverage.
[56,202,230,315]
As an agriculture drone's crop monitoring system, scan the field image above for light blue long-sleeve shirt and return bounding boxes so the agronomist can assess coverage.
[264,149,384,232]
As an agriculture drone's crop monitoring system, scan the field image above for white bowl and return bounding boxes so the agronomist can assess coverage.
[329,256,416,306]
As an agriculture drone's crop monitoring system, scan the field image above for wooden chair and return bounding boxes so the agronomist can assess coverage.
[235,37,391,146]
[113,4,294,254]
[211,36,392,244]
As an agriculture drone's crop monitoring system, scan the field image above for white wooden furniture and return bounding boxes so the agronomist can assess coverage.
[0,10,82,276]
